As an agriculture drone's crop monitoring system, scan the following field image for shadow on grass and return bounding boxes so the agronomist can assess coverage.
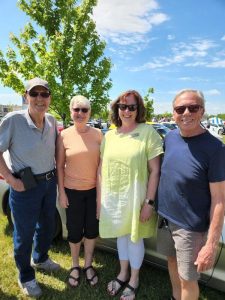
[0,290,17,300]
[4,222,13,236]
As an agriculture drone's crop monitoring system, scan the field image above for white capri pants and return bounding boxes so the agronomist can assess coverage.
[117,234,145,269]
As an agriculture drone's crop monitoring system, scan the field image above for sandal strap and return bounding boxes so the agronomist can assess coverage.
[121,283,139,298]
[67,267,81,284]
[83,265,97,282]
[114,278,127,286]
[108,278,128,296]
[83,265,94,272]
[68,274,79,282]
[70,266,81,272]
[126,283,136,292]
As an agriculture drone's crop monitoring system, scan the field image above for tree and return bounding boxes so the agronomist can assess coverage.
[217,114,225,121]
[143,88,154,121]
[0,0,112,125]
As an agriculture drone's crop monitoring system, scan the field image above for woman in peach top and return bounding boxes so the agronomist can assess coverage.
[56,95,102,288]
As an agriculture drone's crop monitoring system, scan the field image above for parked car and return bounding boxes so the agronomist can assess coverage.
[160,122,178,130]
[147,122,171,140]
[1,160,225,293]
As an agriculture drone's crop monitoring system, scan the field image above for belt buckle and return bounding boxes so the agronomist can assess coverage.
[46,172,53,181]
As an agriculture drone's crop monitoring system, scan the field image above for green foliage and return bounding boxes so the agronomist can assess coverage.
[0,0,112,125]
[144,88,154,121]
[217,114,225,120]
[155,112,173,120]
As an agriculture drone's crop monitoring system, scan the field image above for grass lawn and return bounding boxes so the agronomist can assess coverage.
[0,216,225,300]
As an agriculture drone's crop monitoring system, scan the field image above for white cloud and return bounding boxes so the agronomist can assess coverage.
[204,89,221,96]
[130,39,220,71]
[178,77,209,82]
[92,0,169,46]
[167,35,175,40]
[221,35,225,41]
[206,60,225,68]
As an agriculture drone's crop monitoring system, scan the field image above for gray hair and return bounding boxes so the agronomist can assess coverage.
[70,95,91,111]
[173,89,205,109]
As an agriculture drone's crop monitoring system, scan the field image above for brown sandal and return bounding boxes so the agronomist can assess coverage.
[83,266,98,287]
[67,266,81,288]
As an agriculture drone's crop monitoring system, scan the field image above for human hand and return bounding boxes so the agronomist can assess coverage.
[140,204,153,223]
[59,193,69,208]
[194,243,217,273]
[10,178,25,192]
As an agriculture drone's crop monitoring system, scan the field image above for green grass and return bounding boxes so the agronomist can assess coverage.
[0,216,225,300]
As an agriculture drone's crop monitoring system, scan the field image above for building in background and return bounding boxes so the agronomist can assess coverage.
[0,104,22,120]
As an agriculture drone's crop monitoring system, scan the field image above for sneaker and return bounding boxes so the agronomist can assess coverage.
[18,279,42,297]
[31,257,60,271]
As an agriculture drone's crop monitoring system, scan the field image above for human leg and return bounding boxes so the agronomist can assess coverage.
[180,278,199,300]
[84,188,99,267]
[32,178,57,264]
[9,187,41,283]
[168,256,181,300]
[68,242,82,287]
[65,188,85,286]
[157,217,179,299]
[120,237,144,300]
[83,238,98,286]
[127,237,144,287]
[172,225,207,300]
[107,236,130,296]
[83,188,99,285]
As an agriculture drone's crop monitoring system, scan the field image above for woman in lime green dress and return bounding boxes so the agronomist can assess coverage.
[98,90,163,300]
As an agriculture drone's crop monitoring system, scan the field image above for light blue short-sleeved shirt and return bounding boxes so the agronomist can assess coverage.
[0,110,57,174]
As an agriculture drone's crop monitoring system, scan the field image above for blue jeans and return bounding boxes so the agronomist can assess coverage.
[9,176,57,283]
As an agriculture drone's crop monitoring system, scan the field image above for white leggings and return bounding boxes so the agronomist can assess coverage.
[117,235,145,269]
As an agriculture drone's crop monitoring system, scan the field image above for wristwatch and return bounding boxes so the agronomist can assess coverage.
[145,199,155,209]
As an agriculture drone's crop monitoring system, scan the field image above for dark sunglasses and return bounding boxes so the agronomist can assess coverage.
[72,108,89,113]
[27,91,50,98]
[174,104,202,115]
[117,103,138,112]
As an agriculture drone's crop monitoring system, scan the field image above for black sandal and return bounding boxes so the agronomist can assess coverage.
[67,266,81,288]
[120,283,139,299]
[107,278,128,296]
[83,265,98,287]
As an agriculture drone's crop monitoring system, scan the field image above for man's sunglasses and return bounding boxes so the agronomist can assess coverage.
[117,103,138,111]
[174,104,202,115]
[72,108,89,113]
[27,91,51,98]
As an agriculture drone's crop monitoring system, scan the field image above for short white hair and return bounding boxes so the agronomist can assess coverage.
[70,95,91,111]
[173,89,205,109]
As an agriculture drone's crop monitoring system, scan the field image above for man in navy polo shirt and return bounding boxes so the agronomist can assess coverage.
[157,89,225,300]
[0,78,60,297]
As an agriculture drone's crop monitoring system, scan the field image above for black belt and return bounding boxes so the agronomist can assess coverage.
[34,169,56,181]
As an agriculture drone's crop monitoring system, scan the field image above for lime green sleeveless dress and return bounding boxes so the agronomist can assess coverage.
[99,123,163,242]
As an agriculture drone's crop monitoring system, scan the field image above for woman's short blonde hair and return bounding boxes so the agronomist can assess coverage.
[69,95,91,111]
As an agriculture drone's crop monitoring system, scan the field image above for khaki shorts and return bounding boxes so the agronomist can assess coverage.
[157,217,207,281]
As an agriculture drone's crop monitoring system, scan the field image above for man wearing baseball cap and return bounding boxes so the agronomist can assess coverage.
[0,77,60,297]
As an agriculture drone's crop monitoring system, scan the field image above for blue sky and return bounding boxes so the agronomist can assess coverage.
[0,0,225,115]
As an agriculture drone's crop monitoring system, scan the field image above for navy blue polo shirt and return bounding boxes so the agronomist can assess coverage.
[157,129,225,232]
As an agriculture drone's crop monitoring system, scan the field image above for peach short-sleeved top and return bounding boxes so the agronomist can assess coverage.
[61,125,102,190]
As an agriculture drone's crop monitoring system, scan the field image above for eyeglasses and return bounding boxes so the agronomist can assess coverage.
[174,104,202,115]
[27,91,51,98]
[117,103,138,112]
[72,108,89,113]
